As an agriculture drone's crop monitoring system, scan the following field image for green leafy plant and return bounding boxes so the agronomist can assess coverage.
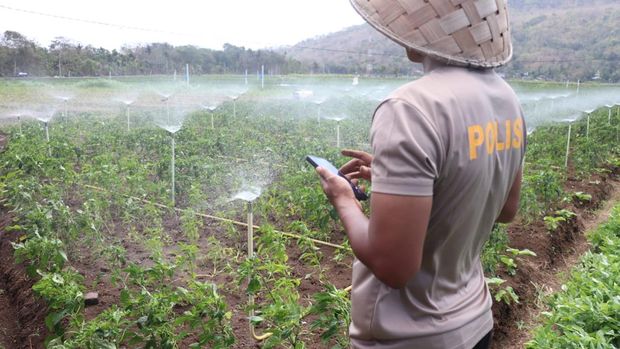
[32,269,85,338]
[175,282,235,349]
[309,283,351,349]
[486,277,520,305]
[572,191,592,203]
[544,209,576,232]
[12,231,68,276]
[501,248,537,276]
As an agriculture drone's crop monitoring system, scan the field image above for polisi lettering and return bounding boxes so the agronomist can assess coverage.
[468,117,523,160]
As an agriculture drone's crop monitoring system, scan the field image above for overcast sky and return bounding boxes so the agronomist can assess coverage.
[0,0,365,50]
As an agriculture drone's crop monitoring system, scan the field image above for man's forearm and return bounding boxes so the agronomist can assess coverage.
[334,199,372,267]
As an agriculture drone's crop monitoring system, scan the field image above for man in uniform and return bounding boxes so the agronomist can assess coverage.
[314,0,525,348]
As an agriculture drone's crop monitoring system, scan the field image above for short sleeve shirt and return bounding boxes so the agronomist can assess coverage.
[349,65,526,349]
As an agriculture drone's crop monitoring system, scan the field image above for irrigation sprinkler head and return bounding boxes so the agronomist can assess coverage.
[552,93,570,99]
[163,125,182,134]
[324,115,347,122]
[232,186,262,203]
[52,93,74,103]
[152,104,194,134]
[201,103,219,112]
[562,116,578,123]
[583,109,595,114]
[34,108,56,123]
[527,127,536,136]
[154,88,176,102]
[7,110,29,119]
[293,89,314,100]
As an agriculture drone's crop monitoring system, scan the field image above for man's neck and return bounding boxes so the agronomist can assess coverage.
[422,57,446,73]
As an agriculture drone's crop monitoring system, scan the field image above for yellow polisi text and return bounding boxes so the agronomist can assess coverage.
[468,117,523,160]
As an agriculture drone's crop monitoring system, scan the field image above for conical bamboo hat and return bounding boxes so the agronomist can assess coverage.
[350,0,513,68]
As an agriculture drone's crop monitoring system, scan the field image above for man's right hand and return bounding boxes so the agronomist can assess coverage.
[340,149,373,182]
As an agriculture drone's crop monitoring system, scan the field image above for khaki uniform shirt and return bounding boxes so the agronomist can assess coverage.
[350,64,525,349]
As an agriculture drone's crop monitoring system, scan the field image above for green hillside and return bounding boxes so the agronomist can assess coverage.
[282,1,620,82]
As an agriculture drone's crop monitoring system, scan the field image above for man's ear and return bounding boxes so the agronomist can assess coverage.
[406,48,424,63]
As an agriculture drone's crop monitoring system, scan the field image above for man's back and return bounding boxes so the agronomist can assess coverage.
[350,64,525,349]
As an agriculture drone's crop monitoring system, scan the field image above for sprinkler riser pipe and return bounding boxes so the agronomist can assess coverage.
[565,123,572,168]
[336,122,340,148]
[126,107,131,131]
[211,113,214,130]
[186,64,190,86]
[248,201,254,258]
[171,136,176,206]
[247,200,255,331]
[45,122,50,142]
[586,114,590,139]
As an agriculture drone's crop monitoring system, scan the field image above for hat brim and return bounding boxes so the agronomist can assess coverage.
[349,0,513,69]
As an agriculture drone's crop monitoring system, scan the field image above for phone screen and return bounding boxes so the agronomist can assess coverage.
[306,155,341,176]
[306,155,368,201]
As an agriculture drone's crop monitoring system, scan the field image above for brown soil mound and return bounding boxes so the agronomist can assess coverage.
[491,170,619,349]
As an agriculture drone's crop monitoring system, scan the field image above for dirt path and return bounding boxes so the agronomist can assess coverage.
[505,177,620,349]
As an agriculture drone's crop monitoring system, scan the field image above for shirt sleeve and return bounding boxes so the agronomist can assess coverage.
[370,98,444,196]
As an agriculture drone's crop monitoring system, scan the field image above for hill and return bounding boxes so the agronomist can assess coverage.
[281,1,620,82]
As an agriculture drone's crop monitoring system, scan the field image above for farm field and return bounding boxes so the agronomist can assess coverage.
[0,75,619,349]
[527,202,620,349]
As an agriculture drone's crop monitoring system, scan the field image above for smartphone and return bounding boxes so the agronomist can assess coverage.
[306,155,368,201]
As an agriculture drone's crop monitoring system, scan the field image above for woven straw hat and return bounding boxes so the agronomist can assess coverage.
[350,0,513,68]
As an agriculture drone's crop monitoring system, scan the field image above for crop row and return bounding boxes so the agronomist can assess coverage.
[526,203,620,348]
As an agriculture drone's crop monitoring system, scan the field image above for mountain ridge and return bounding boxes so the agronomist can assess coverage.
[280,1,620,82]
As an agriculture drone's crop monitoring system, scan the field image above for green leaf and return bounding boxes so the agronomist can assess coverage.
[249,315,264,324]
[119,289,130,306]
[45,309,68,330]
[247,277,261,294]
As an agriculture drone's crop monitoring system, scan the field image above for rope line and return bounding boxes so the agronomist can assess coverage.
[83,184,348,250]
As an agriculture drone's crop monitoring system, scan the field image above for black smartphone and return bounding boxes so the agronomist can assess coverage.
[306,155,368,201]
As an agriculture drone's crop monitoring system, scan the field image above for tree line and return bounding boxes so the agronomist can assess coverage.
[0,31,307,78]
